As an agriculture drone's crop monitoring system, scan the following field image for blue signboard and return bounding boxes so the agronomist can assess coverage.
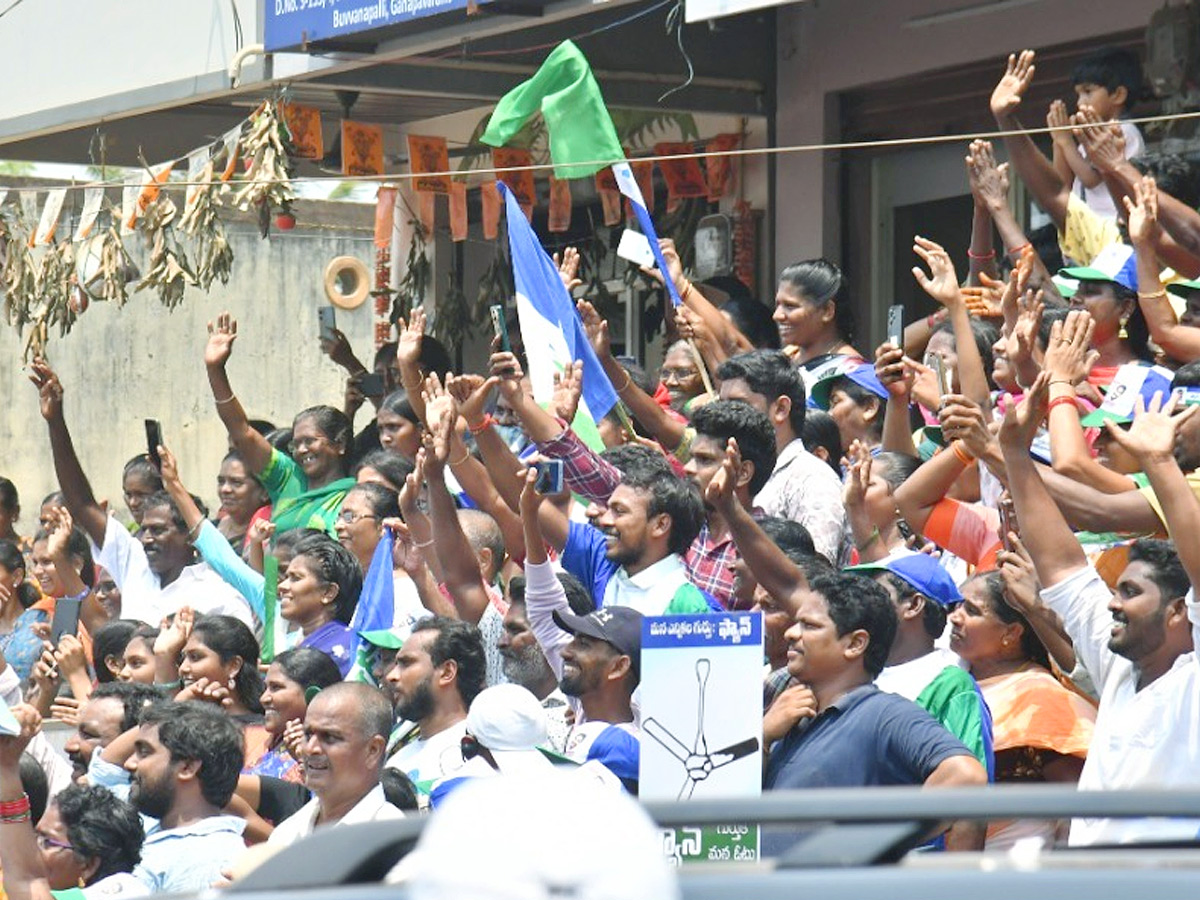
[264,0,482,51]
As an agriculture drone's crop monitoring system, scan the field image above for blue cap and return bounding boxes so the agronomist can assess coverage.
[847,550,962,607]
[809,363,889,410]
[1059,243,1138,293]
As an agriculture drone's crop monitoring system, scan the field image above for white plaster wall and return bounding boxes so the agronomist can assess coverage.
[774,0,1168,263]
[0,213,377,525]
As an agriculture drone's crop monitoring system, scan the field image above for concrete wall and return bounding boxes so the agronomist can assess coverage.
[774,0,1166,264]
[0,200,377,525]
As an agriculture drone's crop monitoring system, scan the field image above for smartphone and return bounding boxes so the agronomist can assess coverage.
[318,306,337,342]
[533,460,565,495]
[998,496,1017,553]
[50,596,82,645]
[144,419,163,470]
[887,304,904,348]
[360,372,386,396]
[616,228,657,269]
[932,355,953,396]
[489,304,511,353]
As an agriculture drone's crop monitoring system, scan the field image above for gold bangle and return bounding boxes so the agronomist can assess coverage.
[616,369,632,393]
[214,394,236,405]
[450,449,471,467]
[1138,289,1168,301]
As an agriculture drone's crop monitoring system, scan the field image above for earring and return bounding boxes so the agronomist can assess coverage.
[1118,317,1129,340]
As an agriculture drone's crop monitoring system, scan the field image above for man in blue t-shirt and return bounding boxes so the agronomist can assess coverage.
[762,571,986,797]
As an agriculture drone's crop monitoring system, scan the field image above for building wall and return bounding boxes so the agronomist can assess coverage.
[774,0,1166,265]
[0,205,377,525]
[0,0,257,122]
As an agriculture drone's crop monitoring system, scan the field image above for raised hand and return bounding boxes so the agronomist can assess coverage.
[938,394,991,459]
[205,312,239,368]
[282,718,306,760]
[1123,175,1160,249]
[703,438,742,512]
[1073,106,1126,173]
[177,676,233,708]
[1010,289,1045,371]
[997,531,1040,614]
[875,342,912,400]
[1042,311,1098,386]
[398,451,424,519]
[421,374,458,469]
[990,50,1036,119]
[965,140,1009,209]
[49,695,82,727]
[675,305,715,349]
[999,371,1049,451]
[1104,391,1198,464]
[553,246,582,293]
[320,327,357,369]
[28,358,64,422]
[1046,99,1073,146]
[0,705,42,766]
[157,444,182,487]
[551,361,584,423]
[247,518,275,549]
[54,634,88,678]
[841,440,873,510]
[912,236,963,308]
[154,607,195,662]
[397,306,427,368]
[960,281,1004,319]
[43,505,75,561]
[576,298,612,359]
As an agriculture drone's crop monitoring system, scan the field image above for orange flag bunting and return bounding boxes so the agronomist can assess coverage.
[449,181,468,242]
[407,135,451,194]
[418,191,436,236]
[480,182,502,239]
[492,148,536,220]
[594,167,622,226]
[548,177,572,233]
[282,103,324,160]
[654,142,707,212]
[342,121,384,177]
[705,133,741,200]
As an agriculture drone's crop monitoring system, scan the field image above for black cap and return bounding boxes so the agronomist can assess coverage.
[553,606,644,665]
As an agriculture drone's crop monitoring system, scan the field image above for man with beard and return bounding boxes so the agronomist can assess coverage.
[64,682,161,786]
[30,361,254,627]
[498,572,592,753]
[125,701,246,893]
[268,683,403,846]
[1001,383,1200,845]
[384,617,486,800]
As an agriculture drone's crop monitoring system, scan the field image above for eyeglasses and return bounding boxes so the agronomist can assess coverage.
[337,510,378,525]
[35,833,75,852]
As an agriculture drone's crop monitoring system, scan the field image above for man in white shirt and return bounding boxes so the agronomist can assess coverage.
[717,350,846,564]
[268,683,403,847]
[385,617,486,798]
[1001,386,1200,845]
[31,362,253,627]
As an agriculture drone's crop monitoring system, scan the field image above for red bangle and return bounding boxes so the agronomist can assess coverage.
[468,414,495,435]
[1047,396,1078,415]
[951,442,975,466]
[0,795,30,816]
[1006,242,1032,257]
[967,249,996,260]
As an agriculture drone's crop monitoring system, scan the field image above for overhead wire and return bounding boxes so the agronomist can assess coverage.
[3,109,1200,194]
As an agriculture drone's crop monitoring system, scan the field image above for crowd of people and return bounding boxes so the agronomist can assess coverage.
[1,41,1199,898]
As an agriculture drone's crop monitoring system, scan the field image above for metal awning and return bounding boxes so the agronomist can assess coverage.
[0,0,772,170]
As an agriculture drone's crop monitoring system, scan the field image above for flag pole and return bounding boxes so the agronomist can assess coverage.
[687,338,715,396]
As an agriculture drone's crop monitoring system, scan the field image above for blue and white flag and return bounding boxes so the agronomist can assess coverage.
[612,162,684,307]
[497,181,618,427]
[347,527,396,675]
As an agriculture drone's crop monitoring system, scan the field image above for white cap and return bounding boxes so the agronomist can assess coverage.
[404,772,680,900]
[467,684,555,777]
